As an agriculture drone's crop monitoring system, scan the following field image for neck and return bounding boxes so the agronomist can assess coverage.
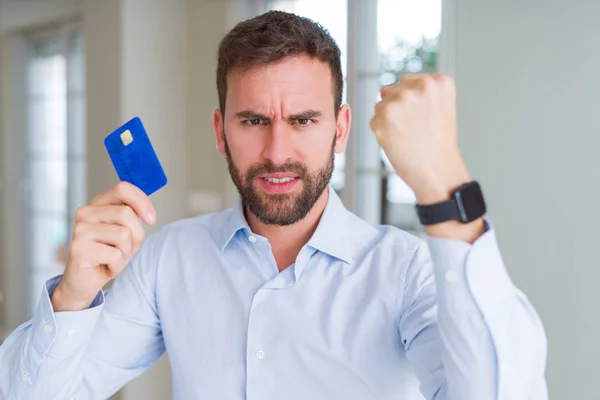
[245,187,330,271]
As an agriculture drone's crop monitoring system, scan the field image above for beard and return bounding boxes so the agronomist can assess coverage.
[224,133,336,226]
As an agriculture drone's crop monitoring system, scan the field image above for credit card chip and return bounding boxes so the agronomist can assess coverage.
[120,130,133,146]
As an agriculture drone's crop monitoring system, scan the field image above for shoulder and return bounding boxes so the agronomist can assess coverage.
[154,208,231,237]
[137,208,235,259]
[344,210,424,262]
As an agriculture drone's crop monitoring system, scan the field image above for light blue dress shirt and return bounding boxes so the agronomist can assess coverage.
[0,188,547,400]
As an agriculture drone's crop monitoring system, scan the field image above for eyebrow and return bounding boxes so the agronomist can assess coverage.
[235,109,322,123]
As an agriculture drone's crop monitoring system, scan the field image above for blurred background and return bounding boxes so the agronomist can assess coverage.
[0,0,598,399]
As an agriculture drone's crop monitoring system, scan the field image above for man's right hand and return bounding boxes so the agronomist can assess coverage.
[51,182,157,312]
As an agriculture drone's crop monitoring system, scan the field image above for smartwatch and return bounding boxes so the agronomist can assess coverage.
[415,181,486,225]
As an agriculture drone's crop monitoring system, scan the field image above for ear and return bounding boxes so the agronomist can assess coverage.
[334,104,351,153]
[213,107,226,156]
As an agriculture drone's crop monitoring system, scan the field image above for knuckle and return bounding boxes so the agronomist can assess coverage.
[118,226,132,242]
[72,222,87,238]
[421,76,433,89]
[108,247,124,264]
[401,88,420,103]
[380,104,394,121]
[69,237,84,254]
[117,205,134,221]
[436,73,453,84]
[444,76,456,91]
[369,118,378,133]
[114,181,130,197]
[133,224,145,243]
[400,74,415,83]
[75,206,90,222]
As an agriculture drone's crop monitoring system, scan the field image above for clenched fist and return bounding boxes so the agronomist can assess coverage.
[370,74,471,205]
[51,182,156,311]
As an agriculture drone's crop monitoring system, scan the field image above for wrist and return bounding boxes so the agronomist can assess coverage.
[51,282,97,312]
[415,177,470,205]
[413,158,471,205]
[424,217,486,244]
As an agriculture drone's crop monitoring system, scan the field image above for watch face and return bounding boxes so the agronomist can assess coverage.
[455,181,486,222]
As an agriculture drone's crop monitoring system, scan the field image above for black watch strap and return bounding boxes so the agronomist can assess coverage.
[416,199,461,225]
[415,181,486,225]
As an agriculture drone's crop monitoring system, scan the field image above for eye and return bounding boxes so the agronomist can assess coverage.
[243,119,265,126]
[294,119,314,126]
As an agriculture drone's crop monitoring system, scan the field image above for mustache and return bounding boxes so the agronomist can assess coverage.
[246,159,308,181]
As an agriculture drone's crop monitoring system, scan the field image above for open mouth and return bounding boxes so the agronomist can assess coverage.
[261,176,298,184]
[258,175,300,193]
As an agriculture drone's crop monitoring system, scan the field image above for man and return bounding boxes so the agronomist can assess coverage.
[0,11,546,400]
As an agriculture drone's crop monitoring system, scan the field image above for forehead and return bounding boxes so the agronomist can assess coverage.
[226,56,335,113]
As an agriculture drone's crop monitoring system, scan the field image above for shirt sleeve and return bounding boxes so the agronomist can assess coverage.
[0,234,166,400]
[398,221,548,400]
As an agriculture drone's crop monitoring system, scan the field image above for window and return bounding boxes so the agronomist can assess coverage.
[266,0,348,191]
[23,25,86,316]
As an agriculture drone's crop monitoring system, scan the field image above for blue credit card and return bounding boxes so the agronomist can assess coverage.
[104,117,167,196]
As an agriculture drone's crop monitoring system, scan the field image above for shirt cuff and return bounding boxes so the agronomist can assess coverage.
[26,275,105,381]
[426,219,515,316]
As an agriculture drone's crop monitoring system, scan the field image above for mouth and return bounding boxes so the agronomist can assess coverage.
[258,174,300,194]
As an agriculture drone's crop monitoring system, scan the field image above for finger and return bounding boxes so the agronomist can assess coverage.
[75,205,145,251]
[90,182,156,225]
[380,74,421,96]
[73,222,135,259]
[73,239,125,269]
[380,86,389,99]
[370,109,387,138]
[86,242,129,279]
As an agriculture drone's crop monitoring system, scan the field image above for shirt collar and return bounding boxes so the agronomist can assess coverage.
[305,187,353,264]
[218,186,354,264]
[218,196,251,252]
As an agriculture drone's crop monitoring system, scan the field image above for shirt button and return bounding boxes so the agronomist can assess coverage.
[445,269,459,283]
[255,349,265,359]
[44,324,53,333]
[67,329,76,337]
[248,235,257,243]
[21,372,29,383]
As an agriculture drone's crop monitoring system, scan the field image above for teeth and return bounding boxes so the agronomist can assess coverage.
[264,177,296,183]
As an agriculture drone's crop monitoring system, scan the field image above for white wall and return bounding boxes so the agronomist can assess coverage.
[188,0,232,208]
[0,0,81,32]
[451,0,600,398]
[0,20,7,338]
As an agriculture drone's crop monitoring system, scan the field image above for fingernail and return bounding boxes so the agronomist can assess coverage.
[147,212,156,224]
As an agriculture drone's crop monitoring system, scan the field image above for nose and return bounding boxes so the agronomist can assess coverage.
[262,121,294,166]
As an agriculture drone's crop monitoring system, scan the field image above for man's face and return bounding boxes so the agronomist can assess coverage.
[214,56,350,226]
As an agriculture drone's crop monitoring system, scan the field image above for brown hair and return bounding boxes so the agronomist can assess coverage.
[217,10,343,117]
